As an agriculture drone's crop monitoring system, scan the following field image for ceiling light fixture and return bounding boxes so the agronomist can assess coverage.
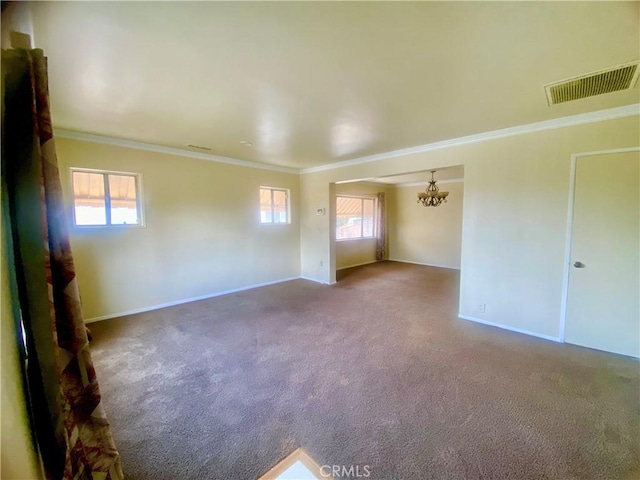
[417,171,449,207]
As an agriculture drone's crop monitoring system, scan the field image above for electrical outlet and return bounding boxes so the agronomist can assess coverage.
[477,303,486,314]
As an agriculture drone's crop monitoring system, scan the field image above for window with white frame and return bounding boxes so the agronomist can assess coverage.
[260,187,290,224]
[336,195,376,240]
[70,168,143,227]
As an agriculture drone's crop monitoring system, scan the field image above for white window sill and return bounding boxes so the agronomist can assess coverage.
[336,237,376,242]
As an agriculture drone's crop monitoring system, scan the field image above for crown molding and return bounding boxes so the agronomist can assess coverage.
[53,129,299,174]
[396,178,464,188]
[55,104,639,176]
[300,103,640,174]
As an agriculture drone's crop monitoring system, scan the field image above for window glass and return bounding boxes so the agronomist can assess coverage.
[362,198,375,237]
[260,187,273,223]
[108,174,139,225]
[71,169,143,227]
[336,196,376,240]
[273,189,288,224]
[260,187,289,224]
[72,171,107,226]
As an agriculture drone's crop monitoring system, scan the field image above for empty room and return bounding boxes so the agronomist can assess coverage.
[2,2,639,479]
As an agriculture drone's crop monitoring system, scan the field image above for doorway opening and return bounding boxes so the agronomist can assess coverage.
[330,166,465,283]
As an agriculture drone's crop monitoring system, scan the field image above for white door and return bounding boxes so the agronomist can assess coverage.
[564,151,639,357]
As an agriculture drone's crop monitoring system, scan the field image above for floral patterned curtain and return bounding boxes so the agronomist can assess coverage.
[2,48,123,480]
[376,192,387,261]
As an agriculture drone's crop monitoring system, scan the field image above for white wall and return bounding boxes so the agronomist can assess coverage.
[300,115,639,339]
[335,182,386,270]
[56,138,300,320]
[388,180,463,269]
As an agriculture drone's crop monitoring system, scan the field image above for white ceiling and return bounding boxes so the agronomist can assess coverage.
[30,2,639,169]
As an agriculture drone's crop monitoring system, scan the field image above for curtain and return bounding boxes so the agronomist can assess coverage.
[376,192,387,261]
[2,48,123,480]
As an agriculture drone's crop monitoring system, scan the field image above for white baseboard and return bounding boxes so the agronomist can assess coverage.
[299,275,330,285]
[84,276,300,323]
[458,314,561,343]
[388,258,460,270]
[336,260,379,271]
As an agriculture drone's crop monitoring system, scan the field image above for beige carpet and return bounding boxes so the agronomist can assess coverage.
[88,261,639,479]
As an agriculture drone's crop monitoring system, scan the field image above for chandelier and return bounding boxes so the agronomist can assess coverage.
[417,171,449,207]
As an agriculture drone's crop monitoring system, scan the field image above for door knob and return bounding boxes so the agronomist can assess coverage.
[573,261,586,268]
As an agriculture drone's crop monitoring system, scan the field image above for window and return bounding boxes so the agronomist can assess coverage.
[70,168,143,227]
[336,195,376,240]
[260,187,290,224]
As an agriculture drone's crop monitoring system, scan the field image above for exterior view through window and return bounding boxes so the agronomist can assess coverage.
[336,195,375,240]
[71,169,142,226]
[260,187,289,224]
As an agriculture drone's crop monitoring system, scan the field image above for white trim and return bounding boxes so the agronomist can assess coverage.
[334,193,378,199]
[84,276,300,323]
[395,178,464,188]
[258,448,329,480]
[458,314,561,343]
[335,179,388,187]
[300,275,330,285]
[559,154,579,342]
[336,260,379,271]
[565,146,640,158]
[55,129,298,174]
[69,167,146,228]
[559,146,640,342]
[334,178,377,184]
[335,194,378,241]
[56,105,638,176]
[300,104,640,174]
[259,186,291,225]
[335,237,376,243]
[388,258,460,270]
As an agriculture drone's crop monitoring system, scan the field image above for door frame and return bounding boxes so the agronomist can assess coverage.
[559,146,640,342]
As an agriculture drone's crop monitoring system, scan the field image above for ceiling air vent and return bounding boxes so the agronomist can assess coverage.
[544,61,639,106]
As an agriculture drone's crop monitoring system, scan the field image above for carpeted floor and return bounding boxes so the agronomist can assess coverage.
[88,261,639,480]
